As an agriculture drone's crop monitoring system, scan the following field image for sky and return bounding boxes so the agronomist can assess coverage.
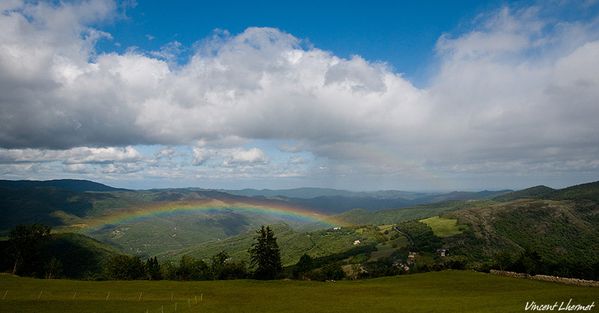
[1,0,599,191]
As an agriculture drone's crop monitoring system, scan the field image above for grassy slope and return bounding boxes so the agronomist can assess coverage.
[420,216,465,238]
[45,233,123,278]
[444,199,599,264]
[160,224,383,266]
[0,271,596,313]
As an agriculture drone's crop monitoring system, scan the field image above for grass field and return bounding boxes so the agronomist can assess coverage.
[1,271,597,313]
[420,216,465,237]
[163,224,379,266]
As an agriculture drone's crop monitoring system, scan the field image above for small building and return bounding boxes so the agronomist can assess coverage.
[353,239,361,246]
[437,248,449,257]
[407,251,417,264]
[393,262,410,272]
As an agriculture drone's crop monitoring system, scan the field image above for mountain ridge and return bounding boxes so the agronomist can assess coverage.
[0,179,129,192]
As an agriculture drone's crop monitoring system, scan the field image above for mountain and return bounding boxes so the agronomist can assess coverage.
[0,179,129,192]
[225,187,431,200]
[551,181,599,202]
[420,190,512,202]
[2,178,597,276]
[443,198,599,270]
[226,188,511,213]
[0,181,348,256]
[0,186,117,230]
[493,185,555,201]
[494,181,599,202]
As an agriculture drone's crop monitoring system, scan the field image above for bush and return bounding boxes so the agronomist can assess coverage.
[105,255,145,280]
[311,263,346,281]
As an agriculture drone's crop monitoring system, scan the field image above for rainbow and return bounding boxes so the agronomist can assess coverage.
[79,198,349,230]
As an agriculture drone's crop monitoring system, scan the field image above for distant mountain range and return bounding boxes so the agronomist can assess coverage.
[1,178,598,280]
[223,187,511,213]
[223,187,433,200]
[165,181,599,274]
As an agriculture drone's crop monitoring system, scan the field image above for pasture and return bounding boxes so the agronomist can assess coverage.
[1,271,597,312]
[420,216,465,237]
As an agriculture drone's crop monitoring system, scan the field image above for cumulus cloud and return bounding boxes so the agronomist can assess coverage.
[225,148,268,165]
[191,144,268,167]
[1,0,598,188]
[0,146,141,164]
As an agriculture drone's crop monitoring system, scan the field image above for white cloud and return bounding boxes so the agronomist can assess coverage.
[155,146,176,160]
[192,146,211,166]
[0,146,141,164]
[191,144,268,167]
[225,148,268,165]
[1,1,599,188]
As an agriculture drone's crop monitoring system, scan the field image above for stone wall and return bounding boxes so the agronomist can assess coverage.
[489,270,599,287]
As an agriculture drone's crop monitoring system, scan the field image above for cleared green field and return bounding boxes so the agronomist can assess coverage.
[420,216,465,237]
[1,271,597,313]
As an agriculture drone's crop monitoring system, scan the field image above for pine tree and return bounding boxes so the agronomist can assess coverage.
[249,225,282,280]
[146,257,162,280]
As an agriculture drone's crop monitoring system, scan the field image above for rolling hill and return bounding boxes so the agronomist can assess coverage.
[0,232,121,279]
[172,181,599,278]
[0,179,513,257]
[158,223,384,266]
[443,198,599,267]
[1,178,598,279]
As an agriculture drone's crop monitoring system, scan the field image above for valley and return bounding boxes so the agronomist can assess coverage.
[1,179,599,282]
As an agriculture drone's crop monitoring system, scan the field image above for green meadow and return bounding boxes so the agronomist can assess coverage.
[1,271,597,313]
[420,216,465,238]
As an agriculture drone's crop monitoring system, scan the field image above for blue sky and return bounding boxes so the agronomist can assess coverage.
[99,0,504,85]
[1,0,599,191]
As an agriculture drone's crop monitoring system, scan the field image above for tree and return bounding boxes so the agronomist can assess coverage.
[493,251,514,271]
[176,255,209,280]
[8,224,52,275]
[105,255,145,280]
[44,257,63,279]
[511,250,542,275]
[145,257,162,280]
[293,254,314,279]
[210,251,229,280]
[210,251,248,280]
[249,225,282,280]
[320,263,346,281]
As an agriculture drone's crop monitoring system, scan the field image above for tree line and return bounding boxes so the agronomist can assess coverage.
[4,223,599,281]
[3,224,284,281]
